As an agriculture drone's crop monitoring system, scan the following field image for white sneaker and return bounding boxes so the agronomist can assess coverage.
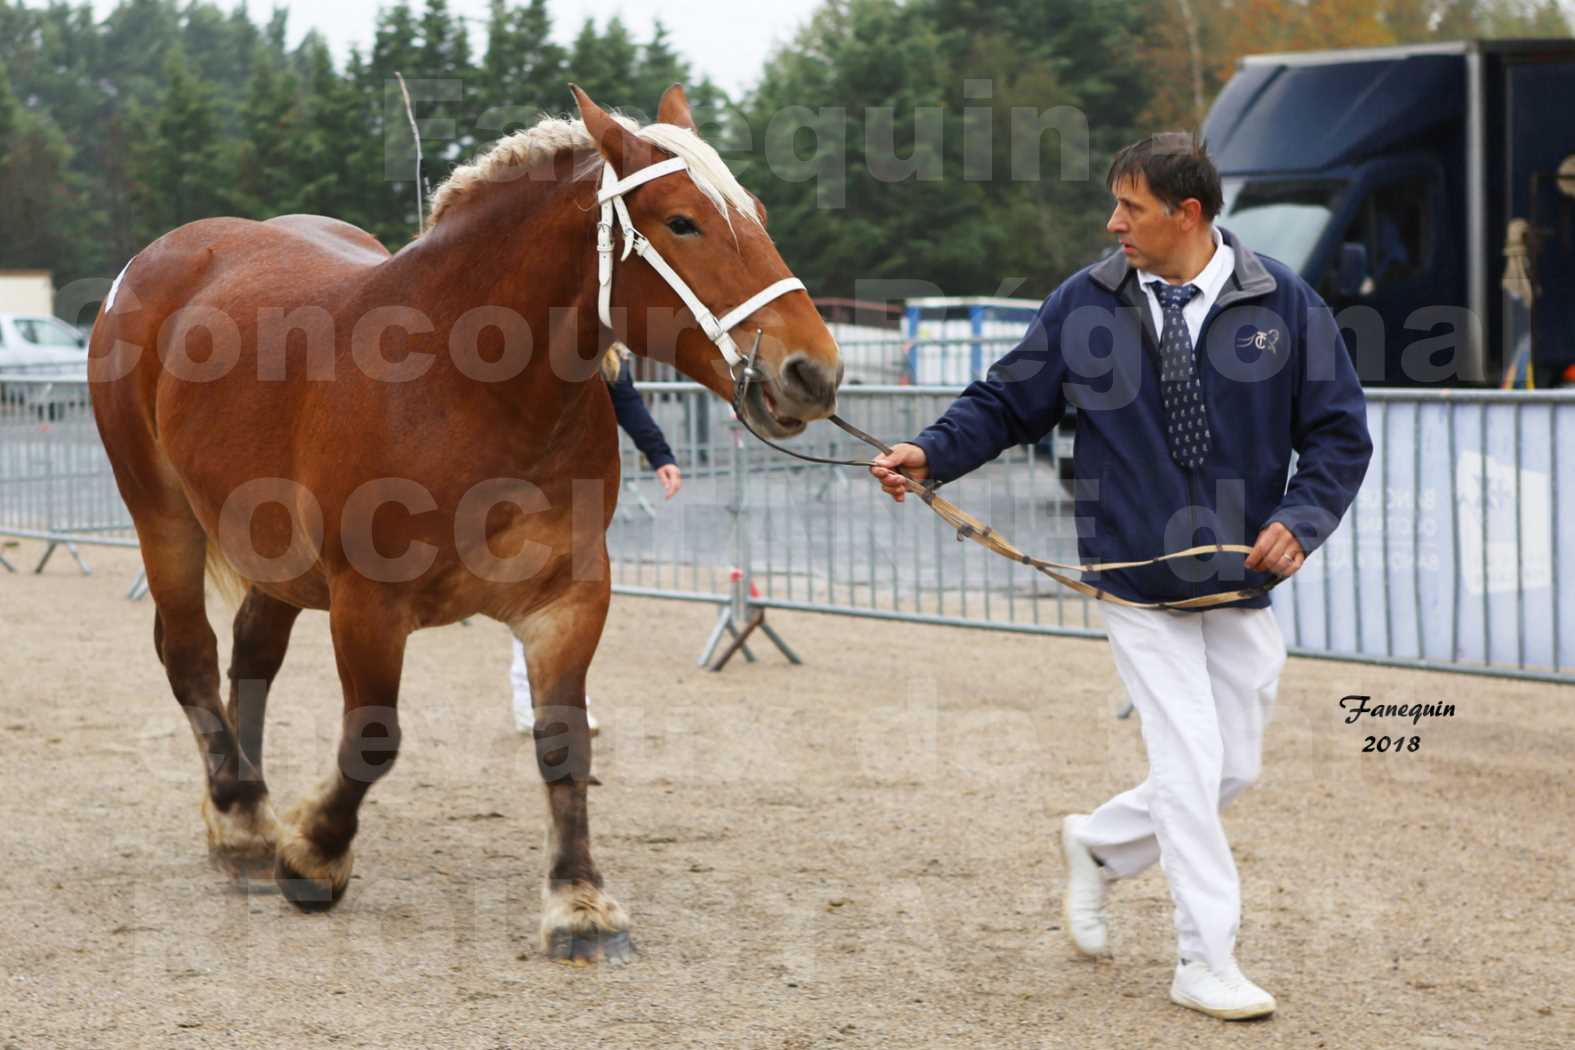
[513,697,600,737]
[1169,958,1277,1020]
[1060,814,1109,957]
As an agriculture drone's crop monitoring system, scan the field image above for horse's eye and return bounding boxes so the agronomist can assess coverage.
[666,216,700,237]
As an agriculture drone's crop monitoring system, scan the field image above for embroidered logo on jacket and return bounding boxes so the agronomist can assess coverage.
[1236,328,1281,355]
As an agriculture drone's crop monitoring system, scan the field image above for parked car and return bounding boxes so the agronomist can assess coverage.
[0,313,90,414]
[0,313,88,370]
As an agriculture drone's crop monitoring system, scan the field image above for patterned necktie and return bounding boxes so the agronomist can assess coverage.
[1148,281,1208,470]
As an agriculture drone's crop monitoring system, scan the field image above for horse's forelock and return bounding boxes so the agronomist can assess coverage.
[634,123,765,231]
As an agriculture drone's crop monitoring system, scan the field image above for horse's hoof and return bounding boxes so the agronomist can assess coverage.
[274,854,349,912]
[273,816,353,912]
[208,843,277,881]
[202,794,281,881]
[545,927,636,966]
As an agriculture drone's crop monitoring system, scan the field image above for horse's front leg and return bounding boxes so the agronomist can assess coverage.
[513,579,632,964]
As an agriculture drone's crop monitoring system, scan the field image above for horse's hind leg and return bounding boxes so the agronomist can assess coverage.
[514,581,633,965]
[197,586,302,875]
[226,587,302,782]
[139,516,280,878]
[275,581,409,911]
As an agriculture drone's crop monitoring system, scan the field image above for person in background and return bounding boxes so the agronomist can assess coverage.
[510,346,682,735]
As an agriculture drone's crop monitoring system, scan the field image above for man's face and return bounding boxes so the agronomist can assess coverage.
[1106,174,1184,274]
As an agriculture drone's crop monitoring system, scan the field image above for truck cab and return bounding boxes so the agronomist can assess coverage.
[1205,40,1575,387]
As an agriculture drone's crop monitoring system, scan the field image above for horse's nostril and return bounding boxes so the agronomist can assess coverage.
[781,354,837,406]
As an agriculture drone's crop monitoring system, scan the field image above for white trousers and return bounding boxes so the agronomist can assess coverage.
[509,637,534,732]
[509,637,594,732]
[1075,603,1286,970]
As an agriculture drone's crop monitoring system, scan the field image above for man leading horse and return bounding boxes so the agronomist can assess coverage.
[872,133,1372,1020]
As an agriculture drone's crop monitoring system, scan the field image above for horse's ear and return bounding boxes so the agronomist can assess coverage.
[656,84,698,134]
[571,84,642,174]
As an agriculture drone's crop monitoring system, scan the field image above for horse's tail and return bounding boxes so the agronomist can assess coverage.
[204,541,251,609]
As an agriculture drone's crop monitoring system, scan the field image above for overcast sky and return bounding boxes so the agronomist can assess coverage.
[92,0,824,97]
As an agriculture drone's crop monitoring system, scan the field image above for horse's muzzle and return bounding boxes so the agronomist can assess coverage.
[778,352,842,413]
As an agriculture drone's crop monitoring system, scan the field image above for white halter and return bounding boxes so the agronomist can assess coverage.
[595,159,805,369]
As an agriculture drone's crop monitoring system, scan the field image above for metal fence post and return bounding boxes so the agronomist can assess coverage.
[696,416,753,668]
[699,411,800,672]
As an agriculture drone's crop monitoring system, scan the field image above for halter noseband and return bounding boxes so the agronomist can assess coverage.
[595,159,806,372]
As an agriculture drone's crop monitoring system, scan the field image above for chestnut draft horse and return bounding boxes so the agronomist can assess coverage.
[89,85,840,963]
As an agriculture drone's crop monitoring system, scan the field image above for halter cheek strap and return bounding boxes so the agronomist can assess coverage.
[595,160,806,370]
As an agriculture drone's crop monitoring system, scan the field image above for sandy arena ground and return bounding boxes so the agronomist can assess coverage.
[0,542,1570,1049]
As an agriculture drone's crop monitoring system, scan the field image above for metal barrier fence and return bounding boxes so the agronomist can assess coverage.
[3,373,1571,683]
[607,382,1094,664]
[1280,388,1575,683]
[615,383,1575,682]
[0,376,137,577]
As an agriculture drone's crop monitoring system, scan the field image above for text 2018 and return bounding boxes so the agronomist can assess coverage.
[1362,736,1421,753]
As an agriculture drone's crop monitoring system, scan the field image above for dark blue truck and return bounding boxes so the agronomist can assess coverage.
[1204,39,1575,387]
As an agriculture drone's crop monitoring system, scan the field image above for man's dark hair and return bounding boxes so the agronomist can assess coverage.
[1106,133,1223,221]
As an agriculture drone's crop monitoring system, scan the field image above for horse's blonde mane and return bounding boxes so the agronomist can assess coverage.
[427,113,763,232]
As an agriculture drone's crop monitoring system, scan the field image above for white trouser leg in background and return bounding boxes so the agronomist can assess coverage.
[1074,604,1286,971]
[510,636,534,733]
[510,636,595,734]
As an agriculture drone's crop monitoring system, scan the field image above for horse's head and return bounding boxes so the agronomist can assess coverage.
[573,85,842,438]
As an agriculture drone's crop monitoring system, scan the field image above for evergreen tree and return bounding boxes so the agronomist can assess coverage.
[130,48,230,238]
[419,0,472,76]
[98,0,182,98]
[6,0,1423,291]
[569,16,640,109]
[183,0,259,96]
[480,0,566,133]
[230,41,307,218]
[370,1,423,80]
[635,20,690,117]
[738,0,999,297]
[414,0,475,179]
[0,64,14,164]
[294,37,369,224]
[265,8,290,55]
[687,76,736,145]
[337,46,400,237]
[0,66,100,279]
[517,0,571,112]
[730,0,1170,296]
[4,1,105,133]
[362,3,427,241]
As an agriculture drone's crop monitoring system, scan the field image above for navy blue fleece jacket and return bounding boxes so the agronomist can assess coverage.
[911,228,1372,608]
[608,363,676,470]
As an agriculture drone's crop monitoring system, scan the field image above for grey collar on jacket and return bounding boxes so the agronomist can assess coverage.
[1090,225,1275,298]
[1089,225,1277,350]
